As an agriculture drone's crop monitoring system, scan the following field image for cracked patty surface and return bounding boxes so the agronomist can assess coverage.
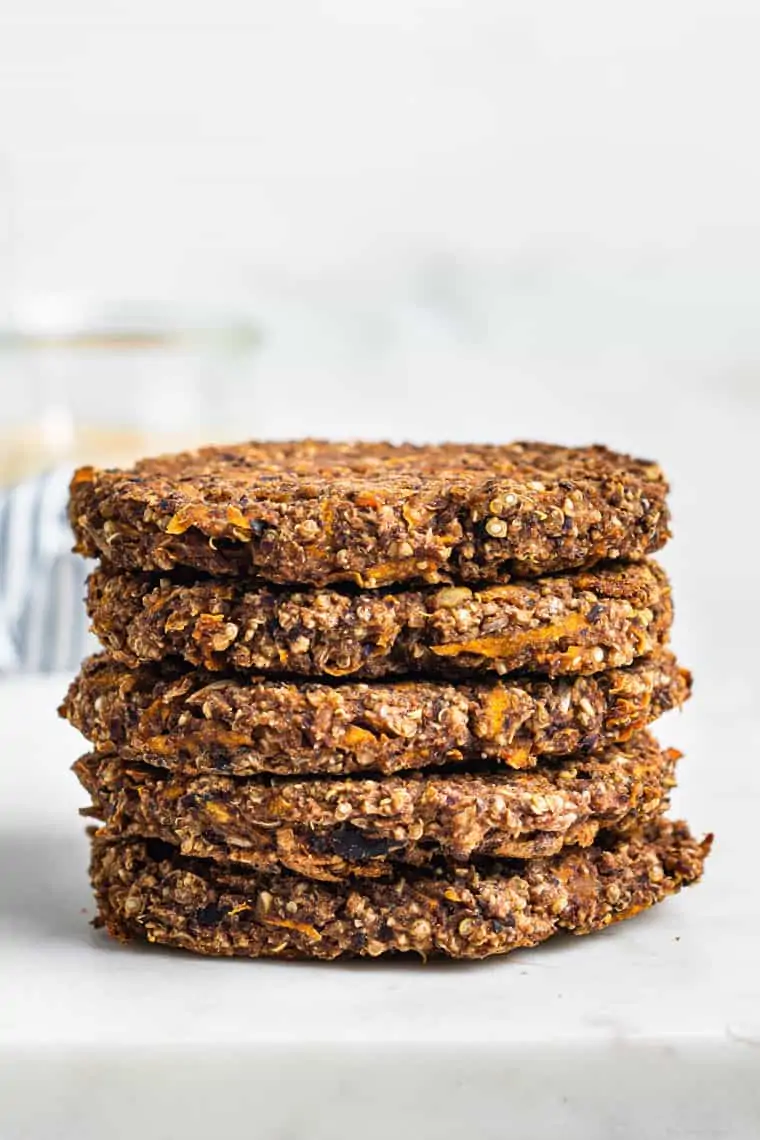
[89,818,710,959]
[69,439,669,587]
[75,731,677,880]
[86,560,672,680]
[61,650,690,777]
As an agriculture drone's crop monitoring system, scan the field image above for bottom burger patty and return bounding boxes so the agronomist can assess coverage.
[89,817,710,960]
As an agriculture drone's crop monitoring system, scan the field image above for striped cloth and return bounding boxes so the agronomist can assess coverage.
[0,468,95,672]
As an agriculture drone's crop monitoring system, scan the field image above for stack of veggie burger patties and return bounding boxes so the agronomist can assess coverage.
[61,440,711,961]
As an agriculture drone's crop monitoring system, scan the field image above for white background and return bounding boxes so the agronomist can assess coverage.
[1,1,760,439]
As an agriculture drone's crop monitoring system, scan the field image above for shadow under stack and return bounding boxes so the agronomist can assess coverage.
[60,440,711,960]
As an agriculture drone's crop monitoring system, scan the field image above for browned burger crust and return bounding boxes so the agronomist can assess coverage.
[69,440,669,587]
[87,561,672,681]
[89,818,710,959]
[61,651,690,777]
[74,733,676,880]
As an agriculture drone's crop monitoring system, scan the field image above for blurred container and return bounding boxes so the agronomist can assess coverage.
[0,302,260,482]
[0,303,259,672]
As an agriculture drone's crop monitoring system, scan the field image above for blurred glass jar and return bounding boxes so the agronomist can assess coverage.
[0,302,260,484]
[0,303,259,673]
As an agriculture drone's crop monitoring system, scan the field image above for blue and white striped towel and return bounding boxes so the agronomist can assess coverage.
[0,468,95,673]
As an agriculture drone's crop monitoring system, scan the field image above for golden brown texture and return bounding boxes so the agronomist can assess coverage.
[61,650,690,777]
[89,818,710,960]
[75,732,677,880]
[69,439,669,587]
[87,560,672,680]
